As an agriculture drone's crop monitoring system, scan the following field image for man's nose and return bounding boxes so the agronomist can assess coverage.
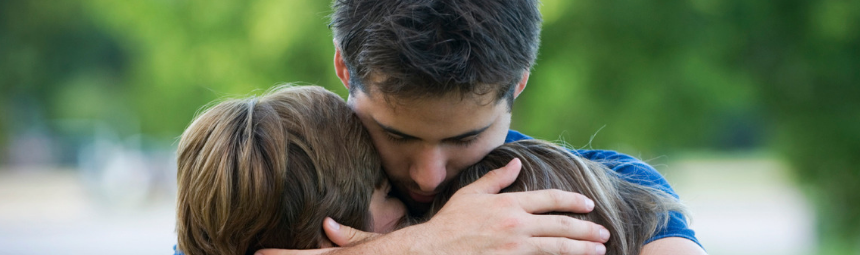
[410,146,447,192]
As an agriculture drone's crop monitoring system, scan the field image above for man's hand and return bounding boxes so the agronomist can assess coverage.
[405,158,610,254]
[322,217,380,247]
[258,158,610,255]
[255,217,379,255]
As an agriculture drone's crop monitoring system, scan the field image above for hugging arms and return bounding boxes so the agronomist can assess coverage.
[175,85,702,255]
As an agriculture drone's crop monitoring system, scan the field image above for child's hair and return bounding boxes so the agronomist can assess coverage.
[175,85,385,255]
[430,139,689,255]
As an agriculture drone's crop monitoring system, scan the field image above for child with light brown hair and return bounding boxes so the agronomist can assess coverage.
[175,85,405,255]
[430,139,691,255]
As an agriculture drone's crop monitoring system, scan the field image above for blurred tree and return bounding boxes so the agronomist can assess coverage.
[518,0,761,154]
[0,1,127,163]
[746,0,860,251]
[514,0,860,252]
[1,0,341,161]
[81,0,340,138]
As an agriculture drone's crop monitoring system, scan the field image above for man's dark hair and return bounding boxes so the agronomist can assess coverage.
[331,0,542,106]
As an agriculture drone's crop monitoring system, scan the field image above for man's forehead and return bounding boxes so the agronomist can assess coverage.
[351,84,508,138]
[359,84,500,112]
[363,71,504,103]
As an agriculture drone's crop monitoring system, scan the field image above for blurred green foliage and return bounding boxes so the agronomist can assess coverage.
[1,0,858,252]
[1,0,340,141]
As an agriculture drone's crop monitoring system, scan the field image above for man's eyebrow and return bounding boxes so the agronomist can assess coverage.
[442,125,492,142]
[374,118,492,141]
[375,119,420,140]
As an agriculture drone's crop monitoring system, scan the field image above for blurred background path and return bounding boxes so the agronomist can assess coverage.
[667,156,816,255]
[0,169,177,255]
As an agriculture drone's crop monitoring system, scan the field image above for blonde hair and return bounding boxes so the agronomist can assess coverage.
[431,140,689,255]
[175,85,384,255]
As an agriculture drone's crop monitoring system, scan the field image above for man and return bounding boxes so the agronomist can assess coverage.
[263,0,704,254]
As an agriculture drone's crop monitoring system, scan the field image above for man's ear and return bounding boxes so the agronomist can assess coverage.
[514,71,529,99]
[334,42,351,90]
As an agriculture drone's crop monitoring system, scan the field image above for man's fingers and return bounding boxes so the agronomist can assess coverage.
[524,214,609,243]
[253,218,374,255]
[516,189,595,214]
[457,158,522,195]
[323,217,379,247]
[528,237,607,255]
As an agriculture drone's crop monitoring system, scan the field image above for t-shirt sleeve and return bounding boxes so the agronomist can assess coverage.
[573,149,702,247]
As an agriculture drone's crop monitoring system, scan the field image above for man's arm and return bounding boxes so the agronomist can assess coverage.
[257,159,611,255]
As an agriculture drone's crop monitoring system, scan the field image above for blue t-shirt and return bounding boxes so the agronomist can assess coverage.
[505,130,701,247]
